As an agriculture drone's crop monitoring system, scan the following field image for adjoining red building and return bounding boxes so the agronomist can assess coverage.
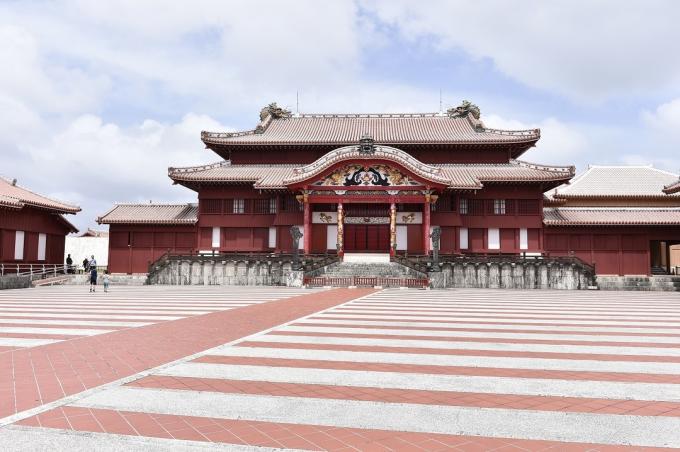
[0,176,80,269]
[544,166,680,275]
[97,102,680,277]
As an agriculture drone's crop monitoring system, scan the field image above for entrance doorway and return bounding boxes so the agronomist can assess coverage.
[344,224,390,252]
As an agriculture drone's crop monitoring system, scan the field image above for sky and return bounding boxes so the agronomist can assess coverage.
[1,0,679,232]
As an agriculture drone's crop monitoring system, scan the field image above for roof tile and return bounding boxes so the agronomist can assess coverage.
[0,176,80,213]
[547,166,680,199]
[97,203,198,225]
[544,207,680,225]
[169,159,573,190]
[202,114,540,146]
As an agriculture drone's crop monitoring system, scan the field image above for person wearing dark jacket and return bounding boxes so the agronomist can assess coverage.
[89,266,98,292]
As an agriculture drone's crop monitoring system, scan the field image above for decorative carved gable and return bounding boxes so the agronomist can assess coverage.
[314,164,421,187]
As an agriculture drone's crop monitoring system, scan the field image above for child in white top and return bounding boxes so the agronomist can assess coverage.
[103,271,110,293]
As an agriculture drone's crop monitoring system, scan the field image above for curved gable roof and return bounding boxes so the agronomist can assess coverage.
[283,145,451,187]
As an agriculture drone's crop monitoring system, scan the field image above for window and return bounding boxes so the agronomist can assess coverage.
[459,198,468,215]
[459,227,469,250]
[488,228,500,250]
[268,227,277,248]
[14,231,24,260]
[211,227,220,248]
[280,195,302,212]
[200,199,222,214]
[519,228,528,250]
[493,199,506,215]
[252,199,270,214]
[435,196,455,212]
[37,233,46,261]
[517,199,539,215]
[269,198,278,214]
[233,199,245,214]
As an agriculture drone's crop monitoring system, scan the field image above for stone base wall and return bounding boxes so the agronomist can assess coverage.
[148,260,297,286]
[597,275,680,291]
[429,262,593,290]
[0,275,32,290]
[67,274,148,286]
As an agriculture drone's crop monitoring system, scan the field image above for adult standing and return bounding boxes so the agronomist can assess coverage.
[82,257,89,274]
[89,255,97,270]
[66,254,73,274]
[89,265,98,292]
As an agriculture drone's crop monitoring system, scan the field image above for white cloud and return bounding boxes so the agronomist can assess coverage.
[484,114,587,166]
[12,113,228,231]
[362,0,680,102]
[642,98,680,133]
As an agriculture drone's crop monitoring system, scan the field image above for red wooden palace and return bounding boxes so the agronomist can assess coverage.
[0,176,80,267]
[98,102,680,276]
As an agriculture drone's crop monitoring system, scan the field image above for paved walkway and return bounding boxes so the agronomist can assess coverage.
[2,288,680,450]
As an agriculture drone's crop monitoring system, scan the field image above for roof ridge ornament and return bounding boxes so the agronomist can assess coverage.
[259,102,292,121]
[358,133,376,154]
[447,100,481,120]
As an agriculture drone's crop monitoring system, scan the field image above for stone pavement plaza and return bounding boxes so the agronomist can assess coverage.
[0,287,680,451]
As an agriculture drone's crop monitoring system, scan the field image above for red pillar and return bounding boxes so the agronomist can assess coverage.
[423,198,430,255]
[337,202,344,259]
[389,202,397,258]
[303,199,311,254]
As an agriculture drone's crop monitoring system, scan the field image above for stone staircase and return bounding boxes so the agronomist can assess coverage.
[597,275,680,291]
[305,261,428,288]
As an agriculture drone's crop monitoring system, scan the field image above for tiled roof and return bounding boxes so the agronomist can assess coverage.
[546,166,680,200]
[0,176,81,213]
[0,194,23,209]
[664,179,680,194]
[202,113,540,146]
[437,160,574,187]
[169,162,299,189]
[543,207,680,226]
[169,158,573,190]
[79,229,109,238]
[97,203,198,225]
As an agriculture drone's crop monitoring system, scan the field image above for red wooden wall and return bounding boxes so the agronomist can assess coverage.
[108,224,197,274]
[544,226,680,276]
[0,206,72,265]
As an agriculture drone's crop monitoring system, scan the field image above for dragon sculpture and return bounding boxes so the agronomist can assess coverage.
[259,102,292,121]
[447,100,481,120]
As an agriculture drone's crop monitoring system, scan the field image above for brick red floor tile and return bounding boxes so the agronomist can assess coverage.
[0,288,373,419]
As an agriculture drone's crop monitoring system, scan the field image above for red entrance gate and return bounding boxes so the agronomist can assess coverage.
[344,224,390,252]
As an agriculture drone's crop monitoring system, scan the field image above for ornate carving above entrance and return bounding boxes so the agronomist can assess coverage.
[345,217,390,224]
[314,164,420,187]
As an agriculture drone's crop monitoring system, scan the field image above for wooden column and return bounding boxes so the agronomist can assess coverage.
[303,194,311,254]
[423,194,431,255]
[389,202,397,258]
[337,202,344,259]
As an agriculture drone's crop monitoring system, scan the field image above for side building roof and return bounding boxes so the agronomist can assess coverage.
[97,203,198,225]
[544,207,680,226]
[546,165,680,201]
[0,176,81,214]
